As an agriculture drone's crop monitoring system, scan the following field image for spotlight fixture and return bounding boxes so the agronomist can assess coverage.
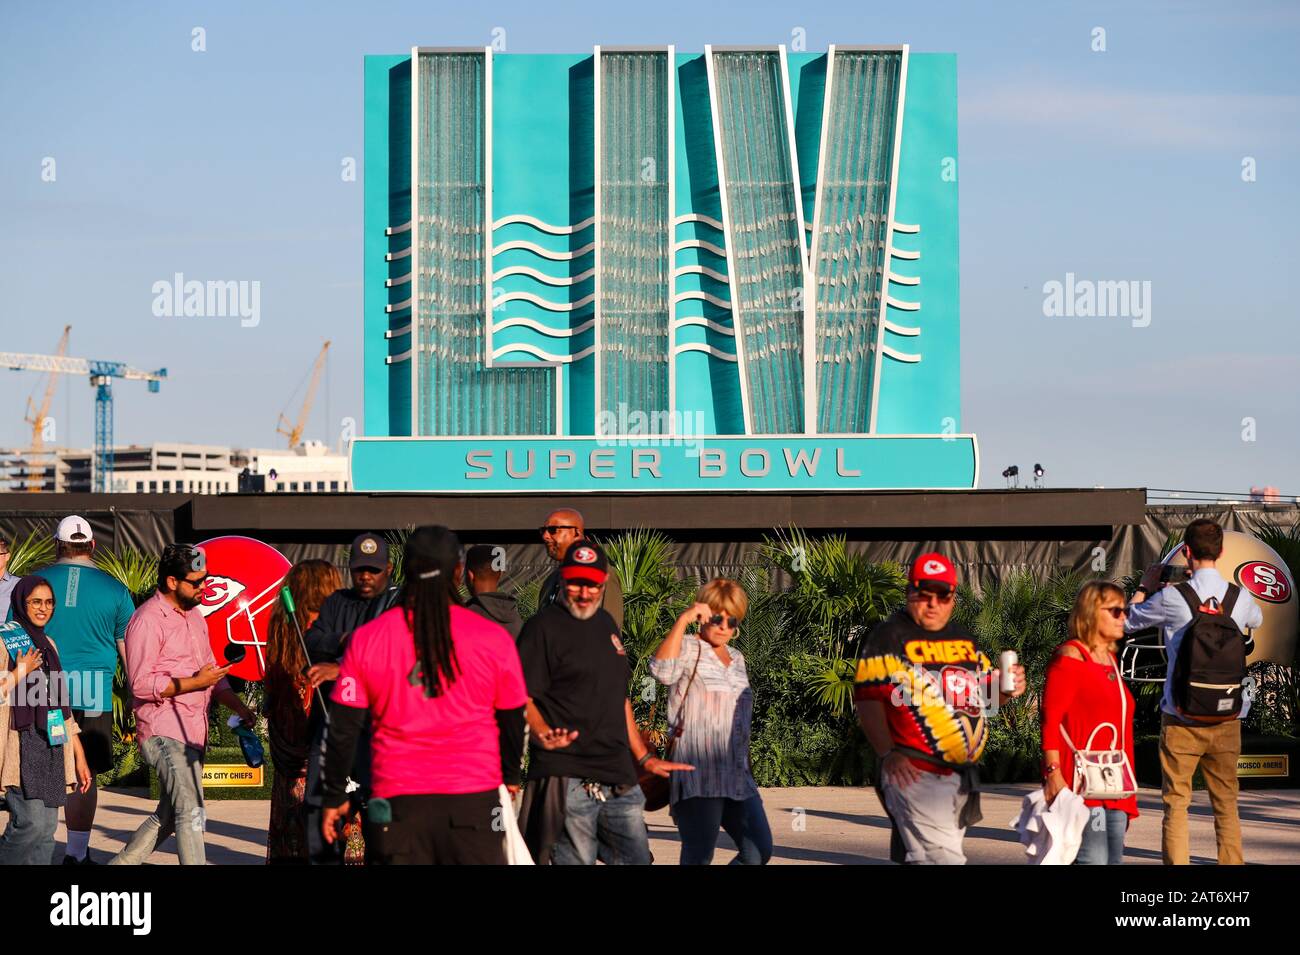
[1033,463,1045,488]
[1002,465,1020,488]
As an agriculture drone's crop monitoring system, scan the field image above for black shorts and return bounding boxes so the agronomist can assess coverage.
[72,709,114,777]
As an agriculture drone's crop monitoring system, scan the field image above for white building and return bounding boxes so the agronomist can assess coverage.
[0,441,351,493]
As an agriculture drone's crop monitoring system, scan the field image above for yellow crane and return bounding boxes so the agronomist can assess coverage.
[20,324,71,491]
[277,340,330,448]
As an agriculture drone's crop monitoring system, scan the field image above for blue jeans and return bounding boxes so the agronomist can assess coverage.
[0,788,60,865]
[551,779,651,866]
[673,794,773,865]
[109,736,207,866]
[1075,807,1127,865]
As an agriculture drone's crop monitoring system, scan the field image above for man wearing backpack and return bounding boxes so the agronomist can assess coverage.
[1126,519,1263,865]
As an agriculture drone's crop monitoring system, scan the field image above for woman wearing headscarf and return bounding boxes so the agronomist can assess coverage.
[0,575,93,864]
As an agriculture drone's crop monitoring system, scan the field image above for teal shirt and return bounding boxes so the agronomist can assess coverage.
[37,560,135,713]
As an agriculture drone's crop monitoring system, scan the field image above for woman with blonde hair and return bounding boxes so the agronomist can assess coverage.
[650,578,771,865]
[263,559,346,864]
[1041,580,1139,864]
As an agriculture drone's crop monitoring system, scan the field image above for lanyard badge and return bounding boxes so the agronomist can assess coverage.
[46,709,67,747]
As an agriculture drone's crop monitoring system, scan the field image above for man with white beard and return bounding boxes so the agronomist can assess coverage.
[516,539,691,864]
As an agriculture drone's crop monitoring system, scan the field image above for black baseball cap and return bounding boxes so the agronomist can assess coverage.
[349,533,389,571]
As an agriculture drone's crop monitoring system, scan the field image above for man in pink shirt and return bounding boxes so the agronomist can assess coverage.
[109,544,255,866]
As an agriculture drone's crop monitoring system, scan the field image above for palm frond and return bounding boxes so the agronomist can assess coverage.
[7,529,55,577]
[94,548,159,602]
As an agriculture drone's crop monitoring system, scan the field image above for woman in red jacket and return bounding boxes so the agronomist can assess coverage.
[1042,580,1138,864]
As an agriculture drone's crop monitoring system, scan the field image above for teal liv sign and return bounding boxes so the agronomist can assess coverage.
[359,45,971,492]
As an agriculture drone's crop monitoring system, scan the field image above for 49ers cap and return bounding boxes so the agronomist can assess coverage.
[559,539,608,586]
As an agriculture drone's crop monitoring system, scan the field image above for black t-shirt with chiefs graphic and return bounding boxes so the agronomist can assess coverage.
[853,610,994,774]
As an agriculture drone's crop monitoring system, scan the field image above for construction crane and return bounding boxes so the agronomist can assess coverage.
[1,349,166,492]
[277,340,330,448]
[19,325,71,491]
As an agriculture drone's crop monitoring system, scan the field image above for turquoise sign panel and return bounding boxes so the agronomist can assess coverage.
[351,435,978,492]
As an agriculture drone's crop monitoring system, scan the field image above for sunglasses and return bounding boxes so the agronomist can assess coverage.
[909,586,955,604]
[180,575,209,588]
[539,524,579,537]
[1101,606,1128,619]
[706,614,740,629]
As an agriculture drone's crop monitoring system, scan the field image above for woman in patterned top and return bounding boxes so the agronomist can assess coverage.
[650,578,772,865]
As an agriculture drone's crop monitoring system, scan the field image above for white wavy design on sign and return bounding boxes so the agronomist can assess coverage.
[883,320,920,337]
[384,248,412,261]
[492,240,596,260]
[492,316,597,338]
[491,342,597,363]
[673,316,735,335]
[673,342,738,361]
[491,265,596,286]
[892,222,920,234]
[673,213,725,231]
[673,238,728,258]
[496,291,596,312]
[385,349,412,364]
[385,222,412,236]
[885,296,920,312]
[385,298,412,313]
[492,213,596,235]
[887,271,919,286]
[673,290,731,309]
[384,323,412,339]
[385,273,412,288]
[888,246,919,261]
[881,344,921,363]
[673,264,730,283]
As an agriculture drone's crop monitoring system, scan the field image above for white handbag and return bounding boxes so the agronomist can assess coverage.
[1058,651,1137,801]
[498,785,534,866]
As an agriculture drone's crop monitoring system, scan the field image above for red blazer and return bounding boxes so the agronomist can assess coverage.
[1041,640,1139,819]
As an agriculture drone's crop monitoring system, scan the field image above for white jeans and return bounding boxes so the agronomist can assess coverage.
[881,769,968,865]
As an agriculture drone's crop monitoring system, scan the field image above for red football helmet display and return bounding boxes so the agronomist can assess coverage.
[195,535,292,681]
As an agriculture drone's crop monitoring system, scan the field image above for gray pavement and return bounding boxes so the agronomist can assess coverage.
[56,783,1299,865]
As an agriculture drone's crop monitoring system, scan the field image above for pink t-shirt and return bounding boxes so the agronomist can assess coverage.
[332,604,528,798]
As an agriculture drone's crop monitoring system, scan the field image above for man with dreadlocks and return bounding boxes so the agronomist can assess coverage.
[320,525,528,865]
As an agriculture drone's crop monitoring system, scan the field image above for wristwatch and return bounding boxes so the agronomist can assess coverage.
[1043,763,1060,778]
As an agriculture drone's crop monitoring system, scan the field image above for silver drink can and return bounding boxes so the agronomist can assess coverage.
[1000,650,1018,693]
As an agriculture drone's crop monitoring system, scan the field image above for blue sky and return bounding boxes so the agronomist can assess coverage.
[1,0,1296,493]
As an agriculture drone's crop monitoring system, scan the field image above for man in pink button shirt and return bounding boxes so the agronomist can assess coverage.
[109,544,255,866]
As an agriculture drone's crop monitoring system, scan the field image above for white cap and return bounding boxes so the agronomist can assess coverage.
[55,515,94,544]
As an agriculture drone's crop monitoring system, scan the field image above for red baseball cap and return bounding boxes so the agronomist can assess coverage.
[910,552,957,592]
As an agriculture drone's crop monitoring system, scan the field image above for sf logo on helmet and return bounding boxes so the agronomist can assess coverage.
[1237,561,1292,604]
[573,546,597,564]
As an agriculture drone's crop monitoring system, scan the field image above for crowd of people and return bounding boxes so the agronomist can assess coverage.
[0,513,1263,865]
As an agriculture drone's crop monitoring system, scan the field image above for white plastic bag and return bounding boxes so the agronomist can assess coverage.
[499,785,534,866]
